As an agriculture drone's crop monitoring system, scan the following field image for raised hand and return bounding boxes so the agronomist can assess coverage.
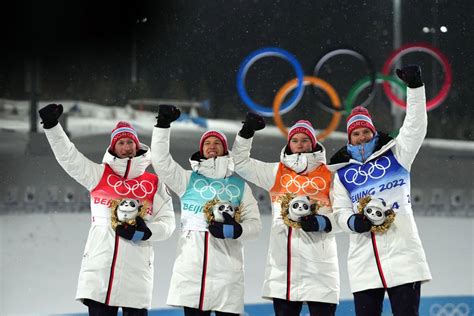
[155,104,181,128]
[396,65,423,88]
[239,112,266,139]
[38,103,63,129]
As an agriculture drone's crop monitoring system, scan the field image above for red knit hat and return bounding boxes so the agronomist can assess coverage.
[346,106,376,139]
[287,120,317,150]
[199,130,228,156]
[110,121,140,152]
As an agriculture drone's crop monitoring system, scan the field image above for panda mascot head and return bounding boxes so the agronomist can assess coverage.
[117,198,141,222]
[212,201,235,223]
[363,198,390,226]
[288,196,312,222]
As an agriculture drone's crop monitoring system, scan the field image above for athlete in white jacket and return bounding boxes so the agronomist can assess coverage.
[39,104,175,315]
[151,104,261,316]
[328,65,432,316]
[232,117,339,316]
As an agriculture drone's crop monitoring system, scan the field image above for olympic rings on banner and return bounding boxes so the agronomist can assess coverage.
[313,48,376,113]
[382,42,452,111]
[236,47,305,117]
[429,303,470,316]
[345,74,406,114]
[273,76,342,141]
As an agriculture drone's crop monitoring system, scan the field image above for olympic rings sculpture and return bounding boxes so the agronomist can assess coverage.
[345,74,406,114]
[236,43,451,139]
[272,76,342,141]
[236,47,304,117]
[313,48,377,113]
[382,43,452,111]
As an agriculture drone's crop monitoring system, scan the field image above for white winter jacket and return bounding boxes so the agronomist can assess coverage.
[151,127,261,314]
[232,137,340,304]
[44,124,175,309]
[329,86,432,293]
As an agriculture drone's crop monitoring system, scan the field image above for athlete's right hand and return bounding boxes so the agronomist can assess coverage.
[239,112,266,139]
[155,104,181,128]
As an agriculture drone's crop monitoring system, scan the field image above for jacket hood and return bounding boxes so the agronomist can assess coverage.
[103,143,151,178]
[189,151,235,179]
[280,143,327,174]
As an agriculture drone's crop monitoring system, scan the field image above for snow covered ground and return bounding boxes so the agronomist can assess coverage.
[1,100,473,315]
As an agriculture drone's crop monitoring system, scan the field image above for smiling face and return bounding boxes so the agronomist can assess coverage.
[114,137,137,158]
[289,133,313,153]
[349,127,375,146]
[202,136,225,158]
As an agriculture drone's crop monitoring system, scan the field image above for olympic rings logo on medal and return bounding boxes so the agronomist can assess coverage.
[107,175,155,199]
[280,174,327,195]
[429,303,470,316]
[193,179,241,200]
[343,156,391,186]
[236,44,452,140]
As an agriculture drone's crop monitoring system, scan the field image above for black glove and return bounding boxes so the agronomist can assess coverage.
[239,112,266,139]
[300,214,332,233]
[396,65,423,88]
[208,212,243,239]
[155,104,181,128]
[38,103,63,129]
[116,216,152,241]
[347,214,373,233]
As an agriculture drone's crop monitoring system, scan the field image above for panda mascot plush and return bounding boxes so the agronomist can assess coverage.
[110,198,148,230]
[357,196,396,233]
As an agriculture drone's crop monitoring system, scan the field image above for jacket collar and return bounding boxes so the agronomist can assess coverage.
[328,132,394,171]
[280,143,327,174]
[189,151,235,179]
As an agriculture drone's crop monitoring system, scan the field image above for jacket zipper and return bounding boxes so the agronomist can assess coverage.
[371,232,388,288]
[359,143,366,161]
[123,159,131,179]
[286,226,292,301]
[199,232,209,310]
[105,233,120,305]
